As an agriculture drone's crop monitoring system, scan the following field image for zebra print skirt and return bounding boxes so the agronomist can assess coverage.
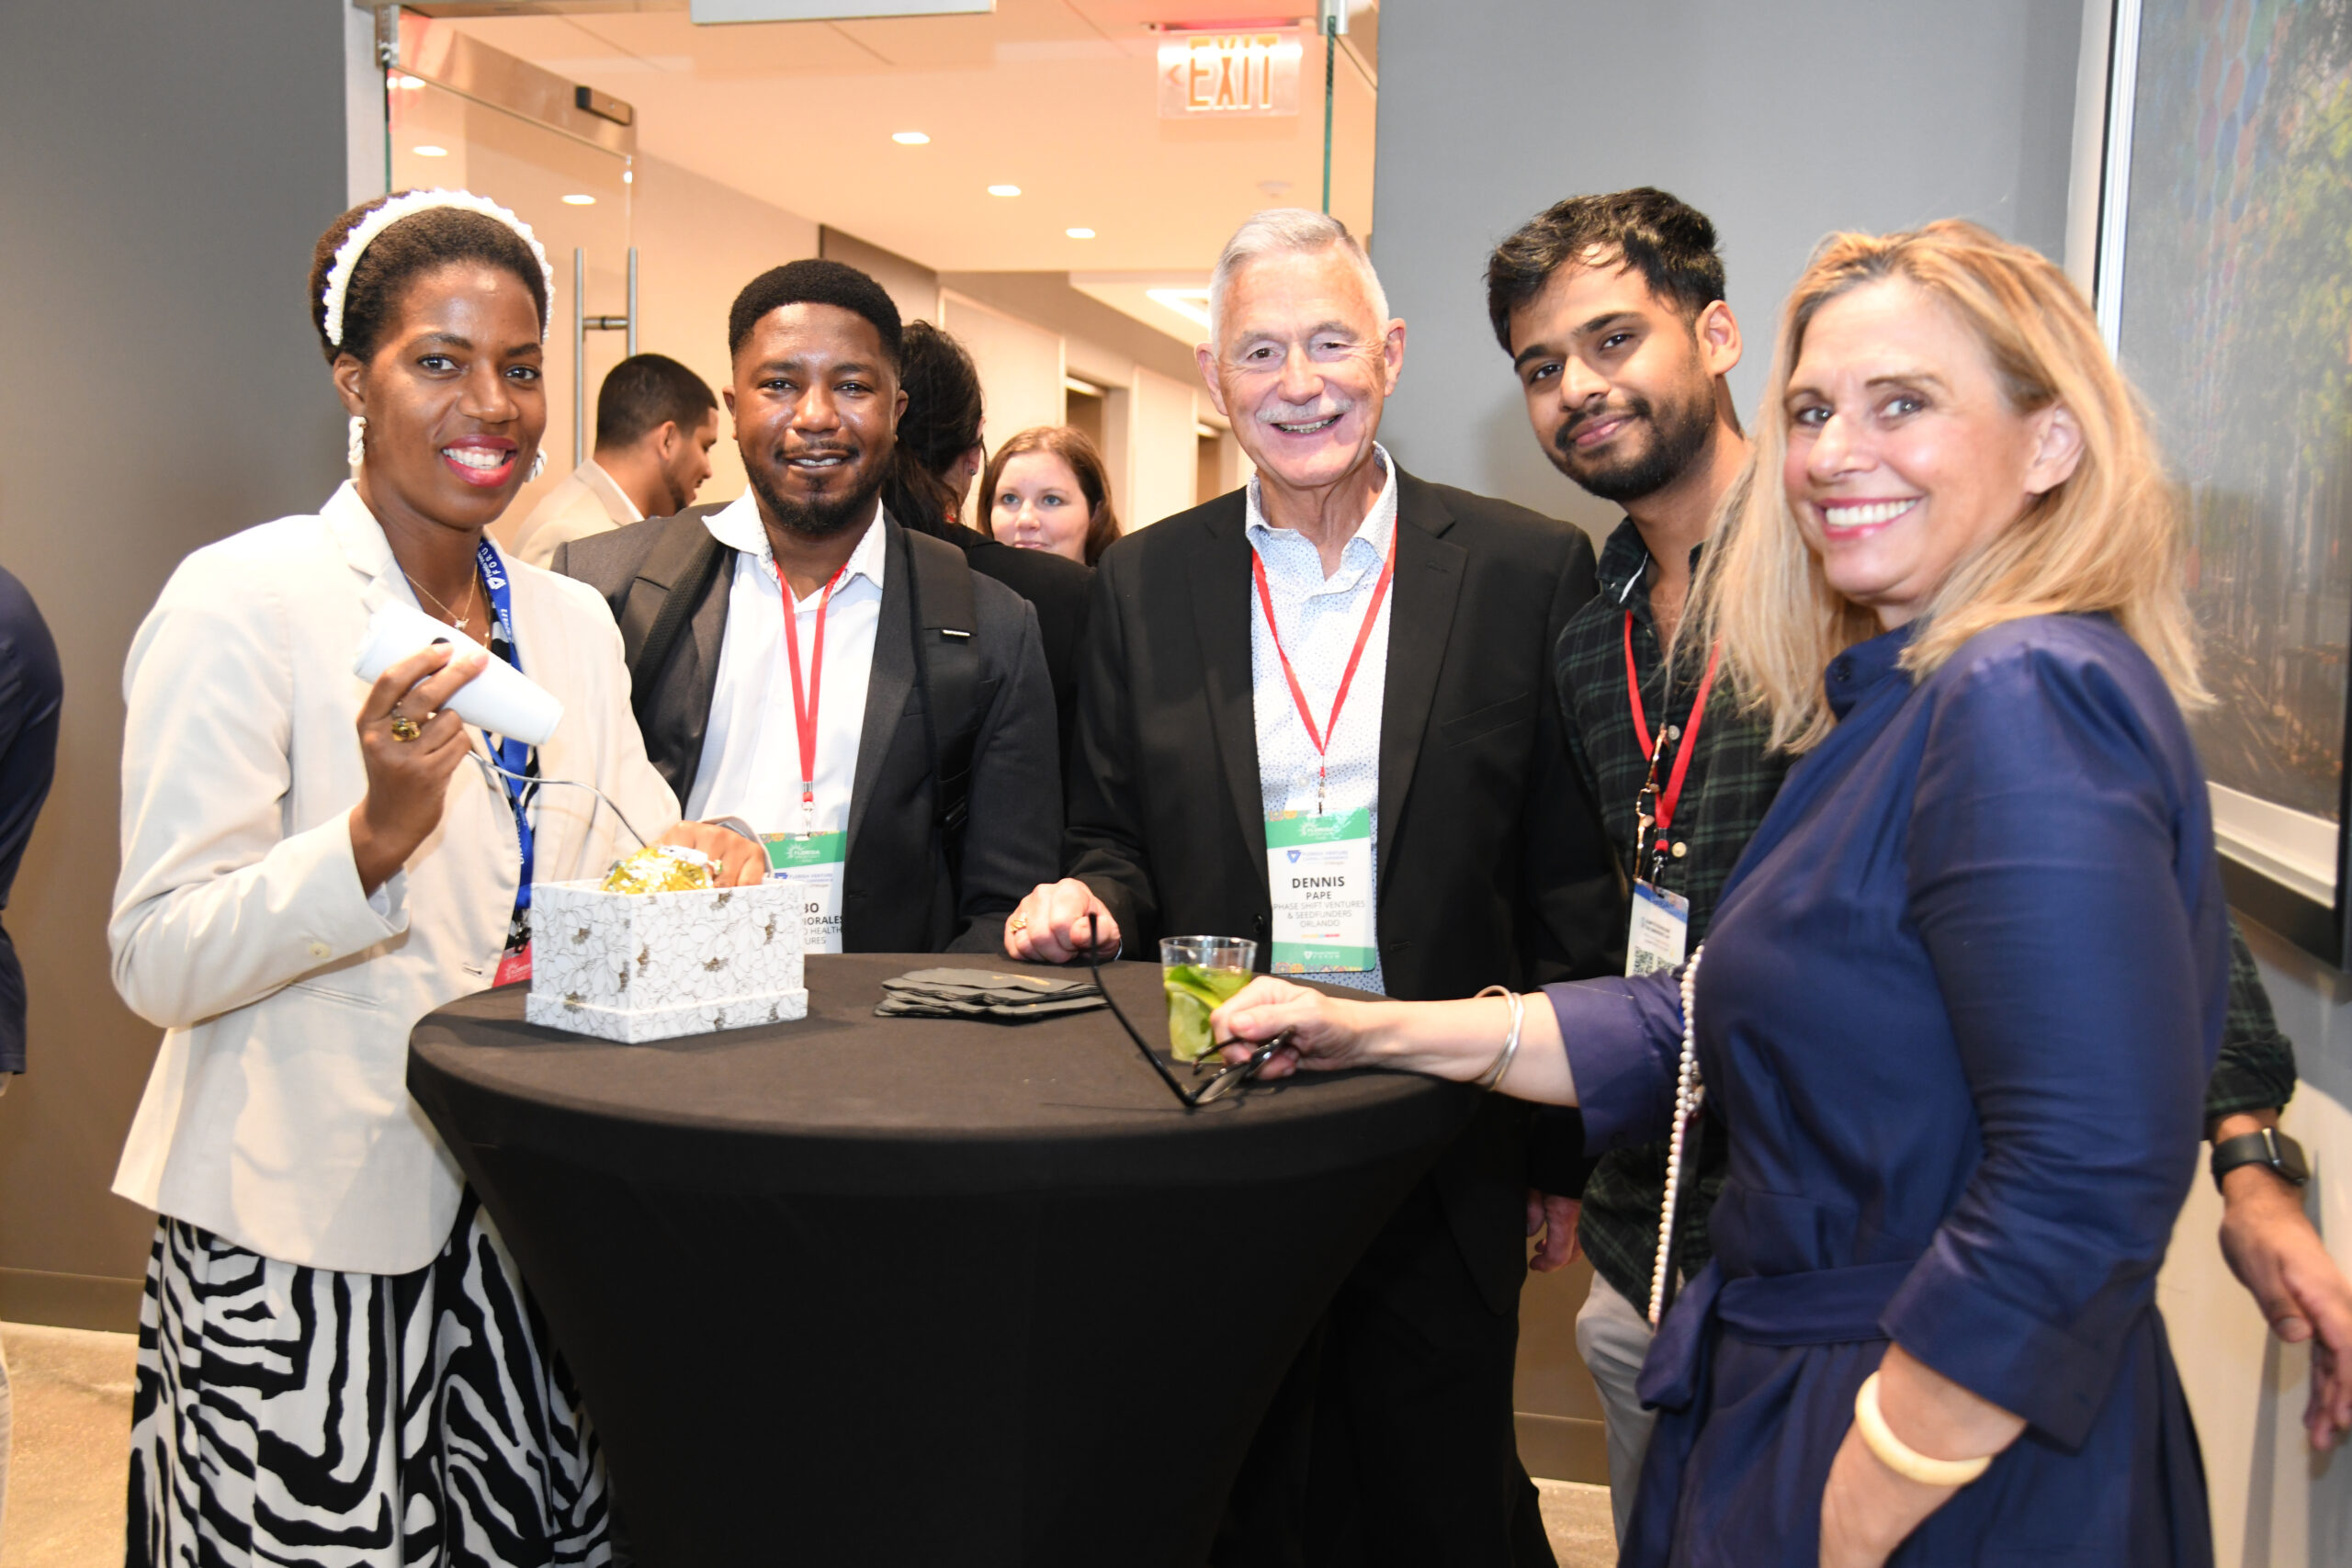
[128,1191,611,1567]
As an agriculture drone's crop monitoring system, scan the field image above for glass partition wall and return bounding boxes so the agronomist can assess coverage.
[382,12,636,535]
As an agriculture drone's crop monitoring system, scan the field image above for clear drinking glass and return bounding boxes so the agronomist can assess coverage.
[1160,936,1257,1064]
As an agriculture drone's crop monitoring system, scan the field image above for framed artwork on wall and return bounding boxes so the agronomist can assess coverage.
[2097,0,2352,966]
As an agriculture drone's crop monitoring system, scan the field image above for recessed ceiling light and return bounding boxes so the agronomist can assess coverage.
[623,169,634,185]
[561,193,597,206]
[413,144,449,158]
[892,130,931,145]
[1066,227,1096,239]
[988,184,1022,197]
[394,74,426,91]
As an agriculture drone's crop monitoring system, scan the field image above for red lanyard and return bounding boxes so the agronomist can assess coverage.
[1623,611,1722,836]
[777,558,849,823]
[1252,531,1398,805]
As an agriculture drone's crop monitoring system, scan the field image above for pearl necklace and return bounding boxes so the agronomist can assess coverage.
[1648,942,1706,1327]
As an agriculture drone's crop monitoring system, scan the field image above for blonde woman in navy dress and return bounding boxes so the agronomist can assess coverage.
[110,191,760,1566]
[1208,222,2226,1567]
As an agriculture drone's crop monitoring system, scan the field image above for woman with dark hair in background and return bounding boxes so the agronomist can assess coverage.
[888,318,990,528]
[886,318,1091,771]
[981,425,1122,566]
[109,190,758,1567]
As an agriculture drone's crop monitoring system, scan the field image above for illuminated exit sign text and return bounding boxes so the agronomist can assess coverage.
[1158,31,1302,119]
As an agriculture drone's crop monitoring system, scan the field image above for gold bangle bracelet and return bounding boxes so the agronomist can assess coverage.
[1852,1371,1993,1488]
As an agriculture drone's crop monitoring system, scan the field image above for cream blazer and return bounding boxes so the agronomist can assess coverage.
[505,458,639,570]
[111,482,678,1276]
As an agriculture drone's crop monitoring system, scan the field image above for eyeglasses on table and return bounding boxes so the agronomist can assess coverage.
[1083,912,1283,1109]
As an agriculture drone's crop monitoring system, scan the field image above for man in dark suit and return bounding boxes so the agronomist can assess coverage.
[559,260,1058,953]
[1007,212,1616,1566]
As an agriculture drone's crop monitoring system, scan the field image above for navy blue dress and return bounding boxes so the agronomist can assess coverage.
[1545,615,2222,1567]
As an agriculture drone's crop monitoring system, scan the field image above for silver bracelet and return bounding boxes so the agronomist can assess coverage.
[1473,986,1525,1091]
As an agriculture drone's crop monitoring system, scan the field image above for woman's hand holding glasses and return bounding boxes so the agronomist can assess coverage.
[1209,976,1375,1079]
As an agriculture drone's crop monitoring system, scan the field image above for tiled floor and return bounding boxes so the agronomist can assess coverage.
[0,1322,1616,1567]
[1,1325,132,1568]
[1534,1479,1617,1565]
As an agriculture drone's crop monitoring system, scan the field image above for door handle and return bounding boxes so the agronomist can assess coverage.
[573,246,640,468]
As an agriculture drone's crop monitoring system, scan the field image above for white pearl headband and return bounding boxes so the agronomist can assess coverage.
[320,188,555,350]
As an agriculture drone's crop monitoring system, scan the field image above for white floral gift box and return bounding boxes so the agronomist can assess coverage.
[524,877,808,1043]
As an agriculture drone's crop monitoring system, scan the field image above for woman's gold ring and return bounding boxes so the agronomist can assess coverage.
[389,709,423,743]
[1009,914,1029,934]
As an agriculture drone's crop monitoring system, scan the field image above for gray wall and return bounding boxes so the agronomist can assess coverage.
[1370,0,2083,539]
[0,1,353,1325]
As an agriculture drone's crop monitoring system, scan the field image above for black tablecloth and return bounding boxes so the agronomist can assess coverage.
[409,953,1476,1567]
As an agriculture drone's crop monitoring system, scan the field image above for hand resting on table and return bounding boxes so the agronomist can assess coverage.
[1209,976,1578,1105]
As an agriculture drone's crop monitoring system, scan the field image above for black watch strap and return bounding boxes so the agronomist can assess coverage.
[2211,1127,2310,1192]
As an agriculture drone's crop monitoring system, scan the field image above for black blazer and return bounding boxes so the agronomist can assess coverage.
[557,512,1062,954]
[1066,468,1617,1312]
[949,529,1091,775]
[888,496,1092,773]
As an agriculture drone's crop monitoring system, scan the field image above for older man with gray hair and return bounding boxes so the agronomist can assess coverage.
[1006,211,1615,1566]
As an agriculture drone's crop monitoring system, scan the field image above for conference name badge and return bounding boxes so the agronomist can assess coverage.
[763,830,846,956]
[1265,808,1374,973]
[1626,881,1690,977]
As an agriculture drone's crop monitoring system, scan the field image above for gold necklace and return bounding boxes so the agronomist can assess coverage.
[408,570,482,633]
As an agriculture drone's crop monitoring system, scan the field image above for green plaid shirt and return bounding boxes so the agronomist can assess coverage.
[1559,518,2299,1312]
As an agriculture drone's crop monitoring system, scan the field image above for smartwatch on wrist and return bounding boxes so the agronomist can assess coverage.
[2211,1127,2310,1193]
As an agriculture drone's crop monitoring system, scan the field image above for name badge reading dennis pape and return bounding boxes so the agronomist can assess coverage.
[1266,808,1374,973]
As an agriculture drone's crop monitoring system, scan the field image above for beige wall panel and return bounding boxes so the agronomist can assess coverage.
[1125,367,1200,530]
[627,155,821,516]
[820,228,942,333]
[942,292,1066,525]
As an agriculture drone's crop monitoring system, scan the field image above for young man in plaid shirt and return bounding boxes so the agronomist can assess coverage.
[1488,187,2352,1540]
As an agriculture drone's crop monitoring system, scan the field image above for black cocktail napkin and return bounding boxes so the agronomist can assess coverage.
[876,968,1109,1022]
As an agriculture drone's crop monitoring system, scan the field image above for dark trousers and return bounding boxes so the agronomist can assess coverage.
[1212,1179,1556,1568]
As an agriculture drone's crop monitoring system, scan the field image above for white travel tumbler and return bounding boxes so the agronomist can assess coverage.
[352,599,564,746]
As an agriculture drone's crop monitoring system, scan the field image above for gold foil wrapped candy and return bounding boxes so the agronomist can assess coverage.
[600,843,717,896]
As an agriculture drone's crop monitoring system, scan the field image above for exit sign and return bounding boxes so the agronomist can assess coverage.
[1158,31,1303,118]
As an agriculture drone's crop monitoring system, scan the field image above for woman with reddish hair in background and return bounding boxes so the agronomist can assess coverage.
[981,424,1122,567]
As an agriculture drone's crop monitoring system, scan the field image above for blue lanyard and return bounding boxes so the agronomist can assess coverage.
[474,539,536,913]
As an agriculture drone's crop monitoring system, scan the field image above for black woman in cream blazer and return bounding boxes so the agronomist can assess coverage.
[109,479,674,1272]
[108,189,731,1568]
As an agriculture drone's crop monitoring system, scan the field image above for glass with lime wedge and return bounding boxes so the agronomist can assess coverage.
[1160,936,1258,1064]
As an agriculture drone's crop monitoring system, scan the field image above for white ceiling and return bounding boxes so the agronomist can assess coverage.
[435,0,1378,280]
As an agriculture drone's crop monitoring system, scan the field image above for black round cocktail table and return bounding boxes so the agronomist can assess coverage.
[407,952,1475,1567]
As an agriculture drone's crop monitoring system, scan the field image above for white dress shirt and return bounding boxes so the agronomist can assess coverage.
[1248,445,1397,995]
[507,458,643,570]
[685,491,887,838]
